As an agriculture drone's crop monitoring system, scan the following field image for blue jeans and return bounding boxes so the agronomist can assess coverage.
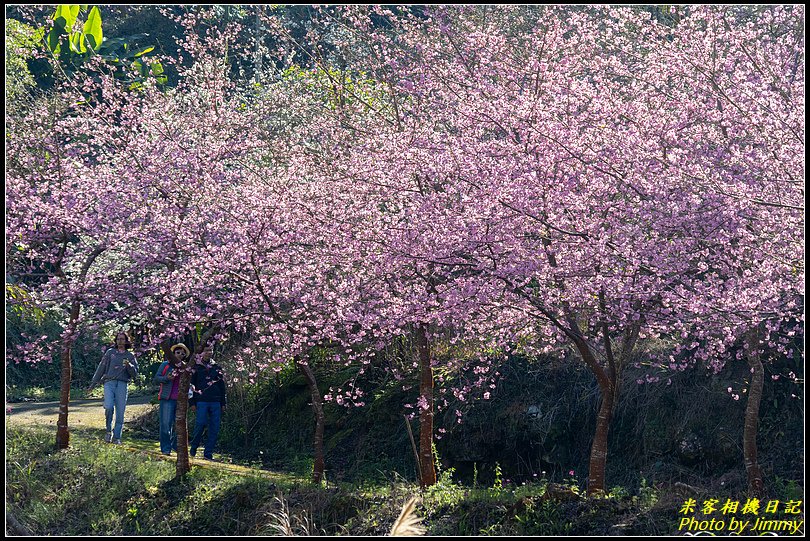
[190,402,221,458]
[158,399,178,454]
[103,380,128,440]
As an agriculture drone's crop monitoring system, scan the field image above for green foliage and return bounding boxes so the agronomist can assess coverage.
[492,462,504,494]
[772,476,803,502]
[48,5,100,55]
[5,290,158,393]
[281,64,389,111]
[6,283,46,324]
[288,455,316,477]
[7,426,292,535]
[82,6,102,49]
[424,466,465,513]
[563,471,582,496]
[4,424,803,535]
[5,18,38,108]
[210,347,804,497]
[636,477,658,510]
[508,499,571,535]
[5,299,62,389]
[34,5,166,90]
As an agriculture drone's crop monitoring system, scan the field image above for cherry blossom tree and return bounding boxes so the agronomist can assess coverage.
[8,6,801,496]
[307,5,803,494]
[6,66,157,448]
[628,5,804,495]
[6,6,249,459]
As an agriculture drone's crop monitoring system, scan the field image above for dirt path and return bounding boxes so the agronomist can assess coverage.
[6,395,296,481]
[7,394,155,430]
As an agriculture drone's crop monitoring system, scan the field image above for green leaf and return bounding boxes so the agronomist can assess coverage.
[46,27,63,53]
[100,52,120,63]
[68,33,79,53]
[82,6,103,50]
[69,31,86,54]
[97,36,125,51]
[53,5,80,30]
[150,61,164,75]
[131,59,149,77]
[132,46,155,58]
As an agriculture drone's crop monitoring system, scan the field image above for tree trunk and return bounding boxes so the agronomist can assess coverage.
[415,324,436,487]
[170,327,219,478]
[175,369,192,477]
[744,329,765,496]
[587,379,615,496]
[162,342,192,478]
[296,355,325,484]
[54,246,104,450]
[569,337,616,496]
[56,301,81,450]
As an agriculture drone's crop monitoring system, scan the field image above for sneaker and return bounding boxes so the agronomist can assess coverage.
[105,432,113,443]
[189,447,197,457]
[113,439,122,445]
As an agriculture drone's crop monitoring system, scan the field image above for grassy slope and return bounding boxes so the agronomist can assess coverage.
[6,425,702,536]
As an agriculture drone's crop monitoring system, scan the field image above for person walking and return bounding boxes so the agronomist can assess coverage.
[89,331,139,444]
[153,343,190,455]
[189,344,226,460]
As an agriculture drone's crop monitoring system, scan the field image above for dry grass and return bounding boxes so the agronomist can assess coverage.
[390,497,426,536]
[260,494,320,536]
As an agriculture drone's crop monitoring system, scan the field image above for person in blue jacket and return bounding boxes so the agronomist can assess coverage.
[189,344,227,460]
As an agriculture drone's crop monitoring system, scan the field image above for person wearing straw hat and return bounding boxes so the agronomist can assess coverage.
[153,343,190,455]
